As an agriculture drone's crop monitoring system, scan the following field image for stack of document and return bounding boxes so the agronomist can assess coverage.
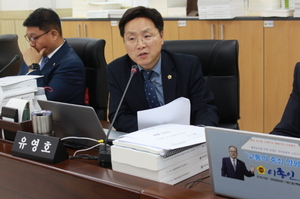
[72,0,109,18]
[88,2,121,10]
[248,0,281,16]
[111,124,208,185]
[133,0,187,17]
[108,0,133,9]
[109,9,128,17]
[197,0,246,19]
[261,8,294,17]
[72,0,89,18]
[294,0,300,17]
[87,9,127,18]
[86,1,128,18]
[0,75,40,115]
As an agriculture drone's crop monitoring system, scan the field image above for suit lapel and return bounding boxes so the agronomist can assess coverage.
[41,41,69,72]
[129,51,178,108]
[161,51,177,104]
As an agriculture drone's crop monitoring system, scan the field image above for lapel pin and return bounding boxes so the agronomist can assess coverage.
[53,63,56,66]
[167,75,172,80]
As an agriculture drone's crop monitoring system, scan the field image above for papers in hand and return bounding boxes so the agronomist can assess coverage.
[137,97,190,130]
[113,123,205,157]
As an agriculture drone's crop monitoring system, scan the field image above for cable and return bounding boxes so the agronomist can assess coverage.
[184,175,210,189]
[72,143,102,157]
[61,136,104,143]
[70,154,98,160]
[60,136,104,159]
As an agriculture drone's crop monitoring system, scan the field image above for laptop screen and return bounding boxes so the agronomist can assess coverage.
[205,126,300,199]
[37,100,125,147]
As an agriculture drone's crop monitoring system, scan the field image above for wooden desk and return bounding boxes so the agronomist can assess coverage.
[0,122,225,199]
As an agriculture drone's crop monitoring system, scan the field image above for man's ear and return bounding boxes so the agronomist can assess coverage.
[50,29,59,41]
[160,30,164,45]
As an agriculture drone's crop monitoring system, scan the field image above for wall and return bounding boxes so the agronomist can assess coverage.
[0,0,73,51]
[0,0,72,10]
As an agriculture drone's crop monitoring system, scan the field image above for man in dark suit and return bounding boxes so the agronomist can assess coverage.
[270,64,300,137]
[18,8,85,105]
[221,146,255,180]
[107,6,219,132]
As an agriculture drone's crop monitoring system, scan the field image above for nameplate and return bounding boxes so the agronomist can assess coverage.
[11,131,69,164]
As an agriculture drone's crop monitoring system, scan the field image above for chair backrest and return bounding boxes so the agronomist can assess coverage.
[66,38,108,120]
[0,34,23,77]
[163,40,240,129]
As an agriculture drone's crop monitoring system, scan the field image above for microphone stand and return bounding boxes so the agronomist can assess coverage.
[0,55,20,74]
[98,65,138,167]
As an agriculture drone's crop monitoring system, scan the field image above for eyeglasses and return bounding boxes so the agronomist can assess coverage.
[229,150,237,153]
[24,30,51,43]
[124,32,160,45]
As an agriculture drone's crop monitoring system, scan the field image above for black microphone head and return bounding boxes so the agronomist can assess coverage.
[131,64,138,74]
[14,55,20,60]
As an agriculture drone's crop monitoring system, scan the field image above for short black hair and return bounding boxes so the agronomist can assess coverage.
[118,6,163,38]
[23,8,62,36]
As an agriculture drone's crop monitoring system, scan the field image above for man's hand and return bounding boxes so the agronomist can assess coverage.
[22,47,46,66]
[250,165,255,173]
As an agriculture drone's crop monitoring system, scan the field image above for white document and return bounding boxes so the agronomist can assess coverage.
[0,75,42,86]
[5,98,30,122]
[137,97,190,130]
[0,76,42,113]
[116,123,206,155]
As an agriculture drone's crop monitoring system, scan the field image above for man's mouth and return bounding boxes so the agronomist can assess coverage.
[138,52,148,57]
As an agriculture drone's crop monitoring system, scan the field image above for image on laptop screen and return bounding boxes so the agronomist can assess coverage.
[205,126,300,199]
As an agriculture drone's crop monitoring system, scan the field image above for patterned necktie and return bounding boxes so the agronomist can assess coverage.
[233,159,236,171]
[142,70,160,108]
[40,56,49,70]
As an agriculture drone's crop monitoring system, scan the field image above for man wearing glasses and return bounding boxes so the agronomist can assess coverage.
[18,8,85,105]
[107,6,219,133]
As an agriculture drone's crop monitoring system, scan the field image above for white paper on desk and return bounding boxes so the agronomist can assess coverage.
[117,123,206,152]
[0,75,42,86]
[137,97,190,130]
[5,98,29,122]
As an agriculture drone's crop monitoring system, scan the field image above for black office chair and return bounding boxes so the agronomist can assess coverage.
[66,38,109,120]
[0,34,23,77]
[163,40,240,129]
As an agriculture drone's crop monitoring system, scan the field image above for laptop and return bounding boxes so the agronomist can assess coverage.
[37,100,126,148]
[205,126,300,199]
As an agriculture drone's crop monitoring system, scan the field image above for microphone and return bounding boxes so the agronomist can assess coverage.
[98,64,138,167]
[0,55,20,74]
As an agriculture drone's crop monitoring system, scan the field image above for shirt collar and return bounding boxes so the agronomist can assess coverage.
[47,40,65,59]
[39,41,65,66]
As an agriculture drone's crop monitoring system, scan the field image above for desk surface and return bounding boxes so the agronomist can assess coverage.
[0,122,226,199]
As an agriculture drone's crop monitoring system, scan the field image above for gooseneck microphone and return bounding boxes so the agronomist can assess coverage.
[0,55,20,75]
[98,64,138,167]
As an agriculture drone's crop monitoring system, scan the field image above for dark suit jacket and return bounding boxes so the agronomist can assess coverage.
[270,63,300,137]
[221,157,254,180]
[107,49,219,132]
[18,41,86,105]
